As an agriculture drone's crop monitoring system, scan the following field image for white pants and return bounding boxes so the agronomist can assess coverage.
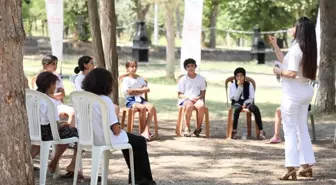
[281,82,316,167]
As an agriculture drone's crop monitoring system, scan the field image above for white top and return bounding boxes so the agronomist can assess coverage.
[40,96,59,125]
[281,42,312,97]
[122,76,148,98]
[177,74,206,104]
[282,42,308,83]
[92,95,128,146]
[229,82,255,104]
[74,73,85,91]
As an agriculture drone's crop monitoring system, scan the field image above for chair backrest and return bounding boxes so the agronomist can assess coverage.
[25,89,60,142]
[118,75,148,102]
[70,91,111,146]
[69,74,78,91]
[224,76,256,107]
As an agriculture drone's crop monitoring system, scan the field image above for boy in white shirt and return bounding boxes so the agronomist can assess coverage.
[229,67,266,140]
[177,58,206,137]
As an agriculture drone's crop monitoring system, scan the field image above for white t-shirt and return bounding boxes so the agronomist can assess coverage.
[40,96,59,125]
[177,74,206,104]
[282,42,313,98]
[282,42,308,83]
[92,95,129,146]
[122,76,147,98]
[75,73,85,91]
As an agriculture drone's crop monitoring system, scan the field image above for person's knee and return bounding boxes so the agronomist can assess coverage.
[234,105,242,113]
[145,103,154,112]
[249,104,260,113]
[184,101,194,111]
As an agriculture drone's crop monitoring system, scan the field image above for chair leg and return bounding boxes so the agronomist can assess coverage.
[127,109,133,133]
[310,114,316,142]
[205,107,210,138]
[154,109,159,137]
[246,112,252,137]
[226,108,233,139]
[90,147,102,185]
[138,111,142,135]
[129,148,135,185]
[176,107,183,136]
[40,142,51,185]
[121,110,127,129]
[73,146,83,185]
[255,121,260,140]
[50,145,60,179]
[102,150,110,185]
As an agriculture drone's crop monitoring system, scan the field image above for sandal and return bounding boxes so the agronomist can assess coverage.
[298,166,313,177]
[268,136,281,144]
[193,128,202,137]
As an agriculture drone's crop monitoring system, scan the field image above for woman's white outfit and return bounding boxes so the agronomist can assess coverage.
[280,42,316,167]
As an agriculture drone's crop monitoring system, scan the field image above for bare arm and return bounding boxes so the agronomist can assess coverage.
[51,87,65,101]
[273,67,297,79]
[268,35,284,63]
[178,92,189,99]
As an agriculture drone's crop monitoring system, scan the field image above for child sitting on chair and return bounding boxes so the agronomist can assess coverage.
[31,71,80,177]
[82,68,156,185]
[122,59,156,141]
[229,67,266,140]
[177,58,206,137]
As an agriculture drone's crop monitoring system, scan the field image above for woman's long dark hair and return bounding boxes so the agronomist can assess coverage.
[294,17,317,80]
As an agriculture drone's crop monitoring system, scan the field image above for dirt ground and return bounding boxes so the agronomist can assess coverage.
[34,117,336,185]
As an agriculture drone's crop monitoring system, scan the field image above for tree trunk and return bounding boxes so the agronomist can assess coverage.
[101,0,119,105]
[165,3,176,80]
[99,0,110,70]
[209,0,219,48]
[0,0,34,184]
[316,0,336,112]
[88,0,105,68]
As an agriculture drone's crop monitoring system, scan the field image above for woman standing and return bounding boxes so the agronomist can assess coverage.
[269,17,317,180]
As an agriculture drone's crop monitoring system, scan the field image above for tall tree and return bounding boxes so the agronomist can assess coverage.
[100,0,120,105]
[88,0,106,68]
[0,0,34,184]
[209,0,219,48]
[316,0,336,112]
[130,0,151,21]
[165,2,177,80]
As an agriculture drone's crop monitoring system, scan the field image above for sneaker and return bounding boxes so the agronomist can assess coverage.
[259,131,267,140]
[183,128,192,137]
[193,128,202,137]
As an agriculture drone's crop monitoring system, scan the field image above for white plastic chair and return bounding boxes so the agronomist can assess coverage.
[69,74,78,91]
[70,91,135,185]
[25,89,79,185]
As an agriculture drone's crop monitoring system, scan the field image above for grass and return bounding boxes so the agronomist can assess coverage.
[24,56,330,122]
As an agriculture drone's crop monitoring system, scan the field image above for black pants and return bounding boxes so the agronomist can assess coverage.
[122,133,153,182]
[232,102,263,130]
